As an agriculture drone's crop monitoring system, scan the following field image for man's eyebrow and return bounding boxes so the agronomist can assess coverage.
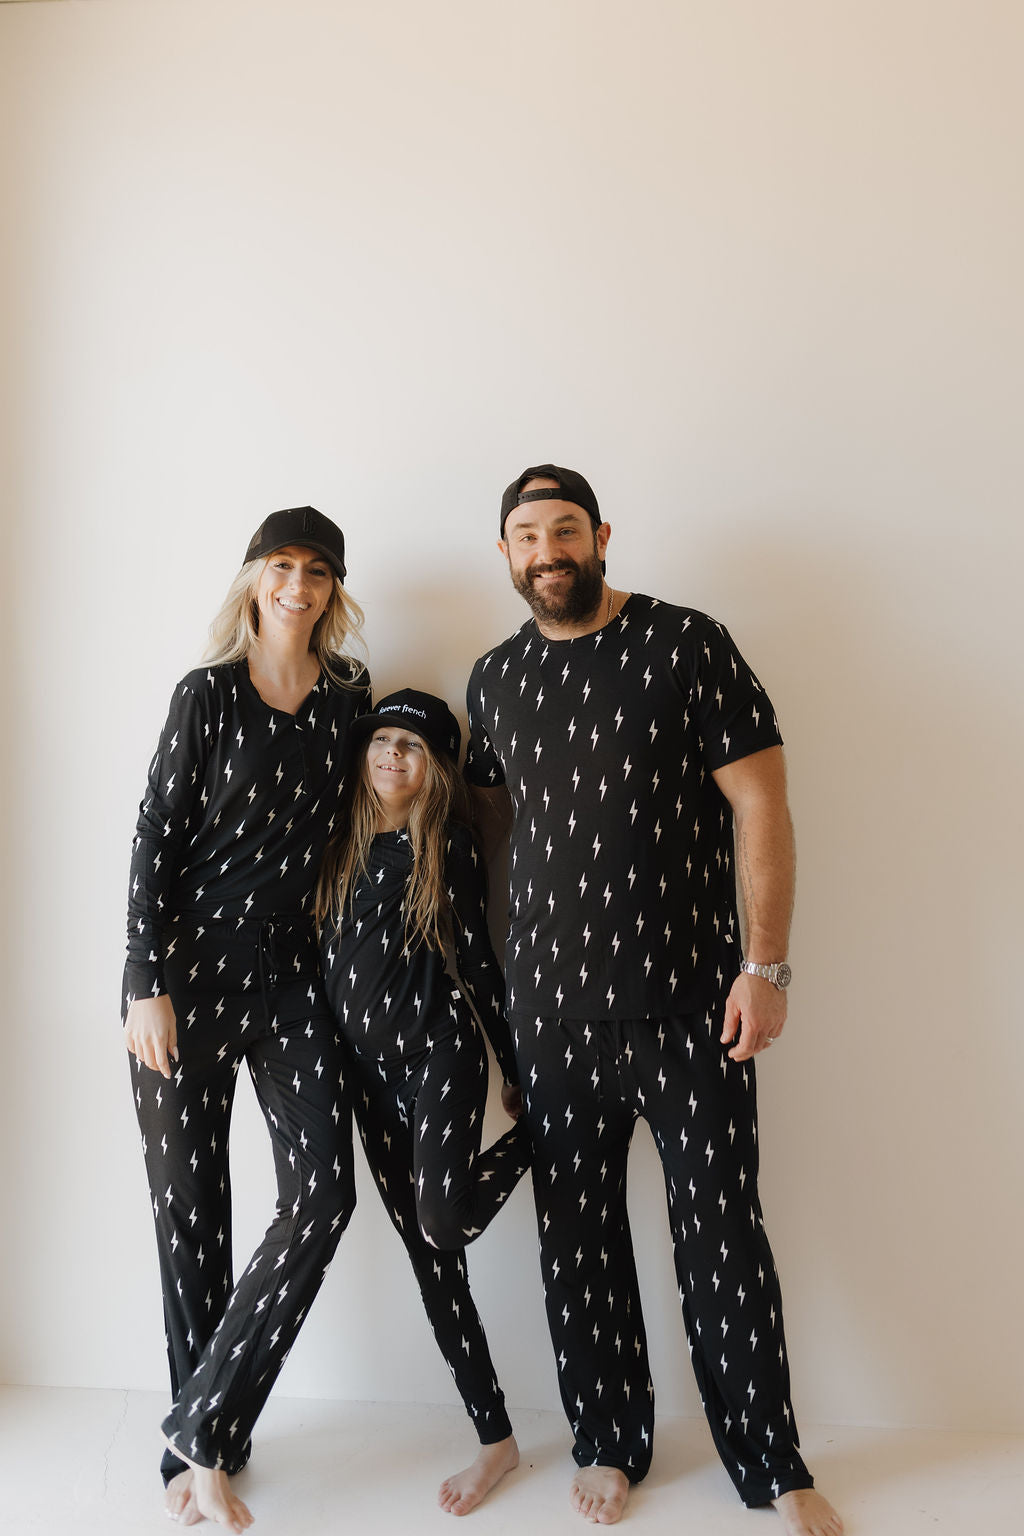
[508,510,588,531]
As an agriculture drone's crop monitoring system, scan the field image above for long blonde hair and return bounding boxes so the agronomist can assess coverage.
[204,556,366,686]
[316,734,471,950]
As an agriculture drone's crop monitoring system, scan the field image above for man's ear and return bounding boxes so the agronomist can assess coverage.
[596,521,612,560]
[497,538,510,561]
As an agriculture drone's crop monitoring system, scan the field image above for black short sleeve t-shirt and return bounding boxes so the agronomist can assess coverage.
[465,595,782,1019]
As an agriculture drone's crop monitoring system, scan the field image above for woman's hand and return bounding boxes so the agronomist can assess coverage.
[124,994,179,1078]
[501,1082,524,1121]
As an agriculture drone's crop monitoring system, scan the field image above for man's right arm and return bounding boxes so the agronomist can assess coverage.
[469,784,513,862]
[465,662,514,860]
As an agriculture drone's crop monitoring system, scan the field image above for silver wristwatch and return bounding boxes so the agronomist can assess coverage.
[740,959,792,990]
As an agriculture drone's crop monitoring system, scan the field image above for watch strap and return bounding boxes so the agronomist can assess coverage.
[740,959,792,990]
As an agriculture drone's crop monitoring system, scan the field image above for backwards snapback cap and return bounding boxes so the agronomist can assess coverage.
[245,506,346,583]
[499,464,600,538]
[351,689,461,763]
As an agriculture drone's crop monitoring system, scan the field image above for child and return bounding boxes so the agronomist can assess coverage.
[316,688,530,1515]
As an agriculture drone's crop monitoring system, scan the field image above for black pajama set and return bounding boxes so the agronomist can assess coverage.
[320,821,530,1445]
[123,659,369,1482]
[466,595,814,1506]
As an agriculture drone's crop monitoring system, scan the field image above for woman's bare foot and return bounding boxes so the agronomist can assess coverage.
[163,1440,253,1532]
[773,1488,844,1536]
[570,1465,630,1524]
[164,1469,203,1525]
[438,1434,520,1515]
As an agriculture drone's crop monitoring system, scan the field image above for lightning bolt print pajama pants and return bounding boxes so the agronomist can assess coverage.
[343,1009,529,1444]
[131,915,356,1482]
[513,1005,812,1507]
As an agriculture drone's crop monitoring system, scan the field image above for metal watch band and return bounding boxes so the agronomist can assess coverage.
[740,959,792,990]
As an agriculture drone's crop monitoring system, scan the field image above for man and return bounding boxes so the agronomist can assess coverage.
[465,465,841,1534]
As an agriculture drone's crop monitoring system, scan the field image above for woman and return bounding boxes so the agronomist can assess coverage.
[123,507,369,1532]
[316,690,529,1515]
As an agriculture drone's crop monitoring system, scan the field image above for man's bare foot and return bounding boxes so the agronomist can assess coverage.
[163,1440,253,1532]
[773,1487,844,1536]
[570,1465,630,1524]
[438,1434,520,1515]
[164,1469,203,1525]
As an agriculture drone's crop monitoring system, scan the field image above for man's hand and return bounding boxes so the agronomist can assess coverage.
[124,994,179,1078]
[721,972,787,1061]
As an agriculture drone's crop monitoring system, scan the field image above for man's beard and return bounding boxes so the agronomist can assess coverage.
[512,552,605,625]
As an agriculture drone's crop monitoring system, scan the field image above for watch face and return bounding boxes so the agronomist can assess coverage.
[775,963,792,989]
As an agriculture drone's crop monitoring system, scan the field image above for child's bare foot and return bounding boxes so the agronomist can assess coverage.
[438,1434,520,1515]
[164,1469,203,1525]
[570,1465,630,1524]
[773,1488,844,1536]
[163,1440,253,1532]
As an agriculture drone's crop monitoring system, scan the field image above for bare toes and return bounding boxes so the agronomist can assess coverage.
[570,1467,629,1525]
[165,1470,193,1516]
[774,1488,843,1536]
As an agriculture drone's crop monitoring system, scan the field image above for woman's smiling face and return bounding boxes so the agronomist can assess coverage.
[255,545,334,638]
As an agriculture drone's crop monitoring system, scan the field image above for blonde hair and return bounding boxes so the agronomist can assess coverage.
[315,733,471,950]
[204,555,366,686]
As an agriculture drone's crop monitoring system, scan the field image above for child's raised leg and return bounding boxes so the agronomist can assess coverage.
[411,1020,530,1249]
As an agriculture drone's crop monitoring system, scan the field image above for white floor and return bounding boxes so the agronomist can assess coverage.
[0,1385,1020,1534]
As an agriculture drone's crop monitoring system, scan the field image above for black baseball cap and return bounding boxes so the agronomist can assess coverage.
[351,689,461,762]
[245,506,346,583]
[499,464,601,538]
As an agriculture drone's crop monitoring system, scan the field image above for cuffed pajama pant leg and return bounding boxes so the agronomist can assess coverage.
[631,1012,812,1506]
[132,920,356,1479]
[411,1008,530,1250]
[132,1039,240,1484]
[512,1013,655,1481]
[353,1069,514,1445]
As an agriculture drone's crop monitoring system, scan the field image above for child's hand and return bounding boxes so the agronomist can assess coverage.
[501,1083,524,1121]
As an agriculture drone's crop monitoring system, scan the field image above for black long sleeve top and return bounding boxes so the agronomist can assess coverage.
[125,658,371,1003]
[320,821,518,1084]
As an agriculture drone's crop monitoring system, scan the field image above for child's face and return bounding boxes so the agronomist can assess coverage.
[364,727,428,825]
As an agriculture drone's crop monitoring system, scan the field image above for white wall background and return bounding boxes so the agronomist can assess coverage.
[1,0,1021,1439]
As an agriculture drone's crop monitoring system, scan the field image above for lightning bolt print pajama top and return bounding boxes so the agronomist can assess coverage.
[319,821,530,1445]
[123,658,370,1483]
[465,594,813,1506]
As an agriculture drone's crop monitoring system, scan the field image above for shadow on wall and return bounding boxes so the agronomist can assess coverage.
[710,522,1023,1430]
[362,565,524,726]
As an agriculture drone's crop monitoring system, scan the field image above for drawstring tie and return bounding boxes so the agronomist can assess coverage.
[258,920,279,991]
